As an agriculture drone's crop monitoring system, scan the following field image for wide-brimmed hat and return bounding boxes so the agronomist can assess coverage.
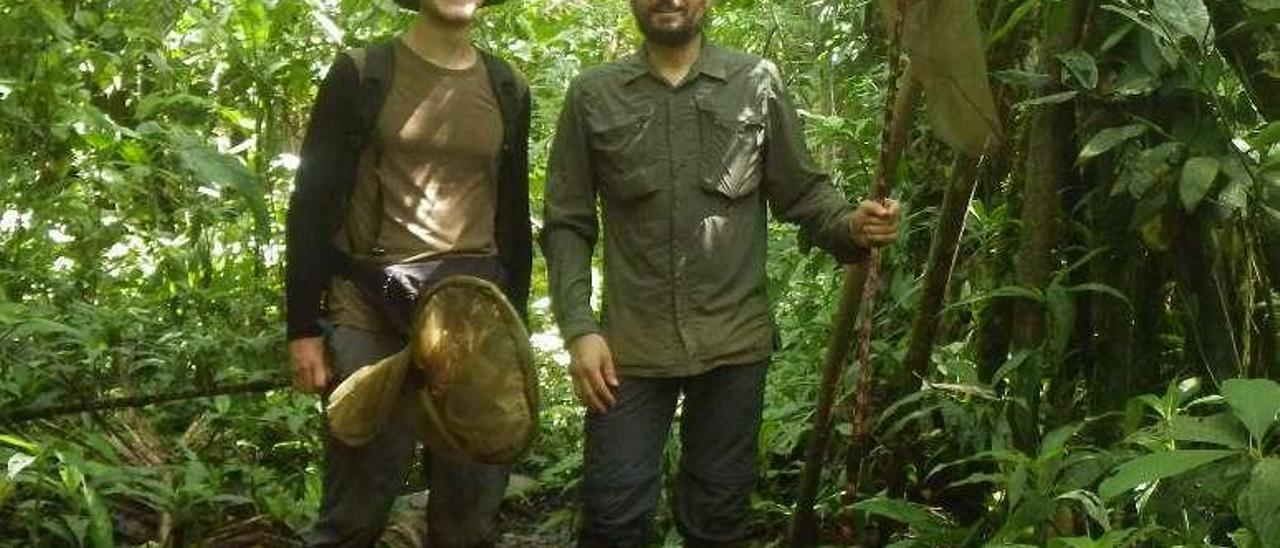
[326,276,537,464]
[393,0,509,10]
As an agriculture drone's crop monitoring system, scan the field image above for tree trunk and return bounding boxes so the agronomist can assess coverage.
[1173,211,1242,383]
[1009,0,1087,451]
[899,157,982,388]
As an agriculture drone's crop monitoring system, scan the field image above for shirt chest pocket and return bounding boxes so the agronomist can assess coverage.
[590,111,658,203]
[697,101,766,201]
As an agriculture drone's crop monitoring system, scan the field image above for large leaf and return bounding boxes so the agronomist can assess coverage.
[82,477,114,548]
[1057,49,1098,89]
[1153,0,1212,45]
[1243,0,1280,10]
[1237,458,1280,548]
[1179,156,1220,211]
[1169,413,1249,449]
[1221,378,1280,443]
[852,497,951,536]
[1056,490,1111,531]
[1040,422,1083,459]
[176,146,270,241]
[1049,529,1137,548]
[1098,449,1238,501]
[1118,142,1184,198]
[1078,124,1146,164]
[6,453,35,479]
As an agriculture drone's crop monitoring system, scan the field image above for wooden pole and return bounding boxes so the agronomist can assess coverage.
[789,63,921,546]
[0,379,290,424]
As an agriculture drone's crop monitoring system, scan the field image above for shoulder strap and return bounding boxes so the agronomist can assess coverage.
[330,40,398,262]
[348,40,396,152]
[479,50,520,133]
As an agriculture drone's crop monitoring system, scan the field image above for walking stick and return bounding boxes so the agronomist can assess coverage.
[790,0,1002,542]
[789,1,913,544]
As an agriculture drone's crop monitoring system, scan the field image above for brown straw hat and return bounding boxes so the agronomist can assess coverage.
[393,0,509,10]
[326,276,538,464]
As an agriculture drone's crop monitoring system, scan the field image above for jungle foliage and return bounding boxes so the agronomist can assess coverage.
[1,0,1279,546]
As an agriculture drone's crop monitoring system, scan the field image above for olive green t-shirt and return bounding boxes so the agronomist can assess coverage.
[329,40,503,332]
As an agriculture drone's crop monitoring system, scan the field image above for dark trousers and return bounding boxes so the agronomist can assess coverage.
[577,361,768,548]
[302,326,509,548]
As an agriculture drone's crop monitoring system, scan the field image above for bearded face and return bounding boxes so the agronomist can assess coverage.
[630,0,709,46]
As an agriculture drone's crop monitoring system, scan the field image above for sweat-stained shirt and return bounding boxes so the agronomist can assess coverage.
[328,39,504,333]
[541,41,867,378]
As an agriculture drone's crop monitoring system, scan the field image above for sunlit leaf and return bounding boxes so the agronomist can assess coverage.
[1078,124,1146,164]
[1153,0,1212,45]
[1098,449,1238,501]
[1237,458,1280,548]
[852,497,951,536]
[7,453,35,479]
[1221,378,1280,444]
[176,146,270,241]
[1179,156,1220,211]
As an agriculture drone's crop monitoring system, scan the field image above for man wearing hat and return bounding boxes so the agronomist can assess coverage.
[285,0,530,545]
[541,0,901,545]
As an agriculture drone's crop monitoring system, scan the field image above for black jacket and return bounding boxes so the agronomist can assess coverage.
[285,47,532,340]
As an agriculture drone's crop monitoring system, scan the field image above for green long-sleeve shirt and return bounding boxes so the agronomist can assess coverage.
[542,41,865,377]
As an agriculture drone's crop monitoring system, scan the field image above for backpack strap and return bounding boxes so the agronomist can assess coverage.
[347,40,396,152]
[479,49,521,150]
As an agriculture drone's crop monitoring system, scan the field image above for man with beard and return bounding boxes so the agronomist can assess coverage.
[285,0,530,546]
[541,0,900,545]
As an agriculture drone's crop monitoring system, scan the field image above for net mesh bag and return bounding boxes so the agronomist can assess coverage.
[882,0,1003,157]
[326,276,537,464]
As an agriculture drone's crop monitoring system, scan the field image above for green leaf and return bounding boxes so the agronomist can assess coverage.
[82,479,114,548]
[1056,490,1111,531]
[1243,0,1280,10]
[1050,538,1096,548]
[1045,283,1076,362]
[1169,413,1249,449]
[1231,528,1264,548]
[1078,124,1147,164]
[32,0,75,40]
[7,453,35,479]
[1065,283,1134,312]
[992,69,1051,88]
[1021,90,1078,107]
[1179,156,1220,211]
[1153,0,1212,45]
[1221,378,1280,443]
[0,435,38,453]
[1040,423,1082,459]
[852,497,951,536]
[1252,122,1280,150]
[1098,449,1238,501]
[1237,458,1280,548]
[1049,528,1138,548]
[987,0,1039,47]
[176,146,270,241]
[992,349,1036,385]
[1057,49,1098,89]
[1119,142,1184,198]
